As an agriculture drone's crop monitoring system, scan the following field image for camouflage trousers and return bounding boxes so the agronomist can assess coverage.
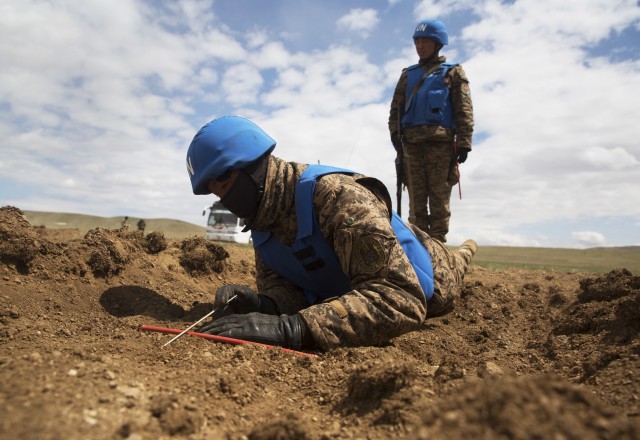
[403,140,454,242]
[409,224,475,318]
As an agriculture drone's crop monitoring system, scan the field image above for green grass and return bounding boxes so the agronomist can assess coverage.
[471,245,640,274]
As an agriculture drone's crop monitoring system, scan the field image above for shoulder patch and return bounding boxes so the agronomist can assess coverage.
[352,236,386,274]
[461,83,470,95]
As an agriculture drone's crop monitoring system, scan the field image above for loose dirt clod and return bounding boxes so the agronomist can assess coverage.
[179,236,229,275]
[145,231,168,254]
[83,228,132,277]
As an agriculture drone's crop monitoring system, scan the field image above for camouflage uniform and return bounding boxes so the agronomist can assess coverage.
[249,155,476,350]
[389,55,474,242]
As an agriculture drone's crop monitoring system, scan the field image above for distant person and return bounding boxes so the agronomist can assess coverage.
[120,216,129,230]
[137,219,146,232]
[389,19,474,243]
[185,116,477,351]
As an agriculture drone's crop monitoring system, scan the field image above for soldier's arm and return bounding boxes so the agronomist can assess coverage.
[388,69,408,137]
[299,174,426,350]
[448,65,474,150]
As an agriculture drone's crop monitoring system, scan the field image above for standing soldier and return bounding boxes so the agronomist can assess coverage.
[389,19,474,243]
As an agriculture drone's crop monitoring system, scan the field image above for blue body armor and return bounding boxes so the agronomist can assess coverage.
[401,62,457,129]
[251,165,435,305]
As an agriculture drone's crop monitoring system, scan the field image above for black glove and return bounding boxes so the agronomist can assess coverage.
[391,132,402,151]
[198,313,313,350]
[210,285,278,320]
[456,148,470,163]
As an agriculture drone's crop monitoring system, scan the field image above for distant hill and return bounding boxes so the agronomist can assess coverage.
[24,210,206,239]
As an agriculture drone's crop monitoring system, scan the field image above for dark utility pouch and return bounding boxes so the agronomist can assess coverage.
[426,89,447,124]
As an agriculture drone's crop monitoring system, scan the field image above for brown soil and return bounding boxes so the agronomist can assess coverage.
[1,206,639,440]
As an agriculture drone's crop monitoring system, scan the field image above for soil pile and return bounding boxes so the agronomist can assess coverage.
[1,206,638,439]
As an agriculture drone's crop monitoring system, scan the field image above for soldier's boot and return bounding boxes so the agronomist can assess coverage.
[457,239,477,266]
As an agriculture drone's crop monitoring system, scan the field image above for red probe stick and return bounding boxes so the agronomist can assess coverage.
[140,325,317,358]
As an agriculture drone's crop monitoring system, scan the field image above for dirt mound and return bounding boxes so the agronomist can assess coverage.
[179,236,229,275]
[1,205,639,439]
[0,206,46,271]
[553,268,640,344]
[544,267,640,414]
[417,374,638,439]
[83,228,135,277]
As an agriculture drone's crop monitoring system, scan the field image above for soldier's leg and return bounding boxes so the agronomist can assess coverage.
[424,142,453,242]
[403,141,430,233]
[412,225,476,318]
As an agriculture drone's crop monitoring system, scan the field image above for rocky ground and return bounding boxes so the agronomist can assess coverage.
[1,205,639,440]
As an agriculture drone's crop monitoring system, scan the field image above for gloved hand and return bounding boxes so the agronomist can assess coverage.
[210,285,278,320]
[198,312,311,350]
[456,148,470,163]
[391,132,402,151]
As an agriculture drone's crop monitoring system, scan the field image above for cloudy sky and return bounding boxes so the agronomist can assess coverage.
[2,0,639,248]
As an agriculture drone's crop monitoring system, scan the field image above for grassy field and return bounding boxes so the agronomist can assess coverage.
[472,245,640,274]
[20,210,639,274]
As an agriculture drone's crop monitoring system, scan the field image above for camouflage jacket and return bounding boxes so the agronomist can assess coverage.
[248,155,427,350]
[388,55,474,150]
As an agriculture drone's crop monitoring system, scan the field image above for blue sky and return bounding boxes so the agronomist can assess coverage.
[1,0,639,248]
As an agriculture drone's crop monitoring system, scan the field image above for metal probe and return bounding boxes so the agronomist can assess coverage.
[162,294,237,347]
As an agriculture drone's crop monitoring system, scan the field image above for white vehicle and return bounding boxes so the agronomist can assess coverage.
[203,201,252,244]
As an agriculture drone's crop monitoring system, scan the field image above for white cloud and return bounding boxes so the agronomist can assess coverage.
[572,231,607,248]
[582,146,639,170]
[222,65,265,105]
[254,42,294,69]
[261,47,385,115]
[337,8,380,37]
[414,0,476,20]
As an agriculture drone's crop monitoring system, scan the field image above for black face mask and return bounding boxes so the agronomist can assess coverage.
[219,170,260,219]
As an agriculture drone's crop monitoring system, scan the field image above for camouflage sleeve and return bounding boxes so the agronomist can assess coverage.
[388,69,408,136]
[448,65,474,150]
[298,174,427,350]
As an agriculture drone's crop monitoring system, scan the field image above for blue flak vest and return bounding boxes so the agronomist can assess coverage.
[401,62,458,129]
[251,165,435,305]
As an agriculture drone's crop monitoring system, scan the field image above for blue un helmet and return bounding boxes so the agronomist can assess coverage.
[412,19,449,46]
[186,116,276,195]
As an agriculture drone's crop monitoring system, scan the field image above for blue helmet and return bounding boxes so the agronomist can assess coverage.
[186,116,276,195]
[413,19,448,46]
